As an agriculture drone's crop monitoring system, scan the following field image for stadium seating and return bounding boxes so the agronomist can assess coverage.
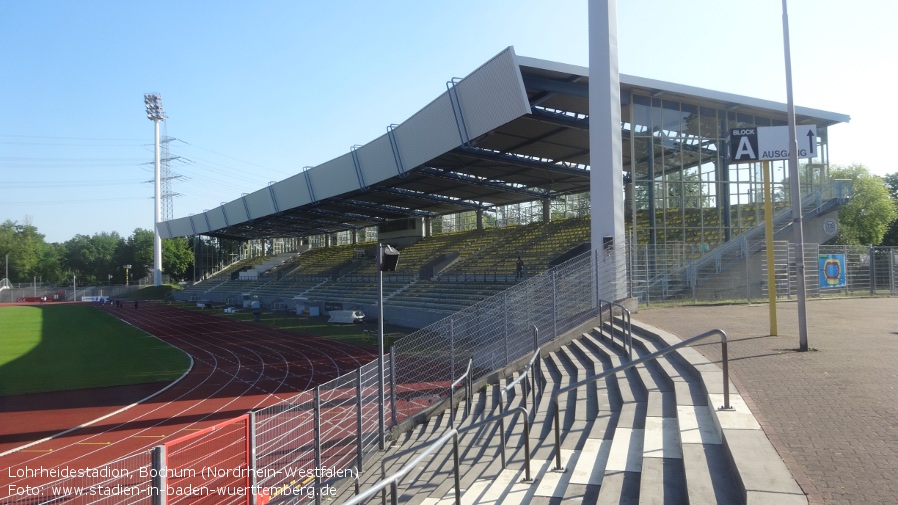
[176,208,784,314]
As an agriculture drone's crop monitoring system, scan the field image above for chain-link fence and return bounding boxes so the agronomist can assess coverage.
[3,249,617,505]
[631,240,898,305]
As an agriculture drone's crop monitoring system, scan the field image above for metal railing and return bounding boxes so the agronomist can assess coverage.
[342,406,532,505]
[348,349,545,505]
[598,299,632,361]
[552,328,731,470]
[448,359,473,427]
[496,348,543,467]
[502,348,543,412]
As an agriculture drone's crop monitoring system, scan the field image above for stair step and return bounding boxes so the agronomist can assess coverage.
[569,438,612,486]
[341,318,789,505]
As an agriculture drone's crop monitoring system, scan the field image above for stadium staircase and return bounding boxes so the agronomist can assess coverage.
[335,317,804,505]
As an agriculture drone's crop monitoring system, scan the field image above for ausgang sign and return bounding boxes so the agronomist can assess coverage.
[728,125,817,162]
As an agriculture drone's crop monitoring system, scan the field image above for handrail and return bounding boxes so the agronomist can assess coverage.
[448,358,473,427]
[598,300,632,361]
[497,348,542,467]
[342,406,532,505]
[502,347,542,409]
[552,328,730,470]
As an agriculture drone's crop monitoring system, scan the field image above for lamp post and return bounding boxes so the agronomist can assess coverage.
[144,93,165,287]
[781,0,810,351]
[124,265,131,286]
[377,243,400,449]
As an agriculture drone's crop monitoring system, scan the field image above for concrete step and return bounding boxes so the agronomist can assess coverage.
[337,318,800,505]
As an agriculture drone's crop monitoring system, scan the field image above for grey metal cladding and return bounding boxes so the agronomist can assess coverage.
[163,217,194,238]
[307,153,358,199]
[207,208,227,229]
[453,47,531,141]
[390,92,460,171]
[244,188,276,219]
[354,134,398,184]
[272,172,312,209]
[187,215,200,235]
[223,200,248,224]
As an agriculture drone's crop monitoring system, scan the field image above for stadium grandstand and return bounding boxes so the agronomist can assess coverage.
[2,46,856,505]
[162,46,849,325]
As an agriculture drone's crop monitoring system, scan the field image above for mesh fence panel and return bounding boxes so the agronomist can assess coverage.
[634,239,898,305]
[254,390,315,493]
[162,414,250,505]
[317,373,360,478]
[1,451,152,505]
[393,252,597,392]
[392,319,453,397]
[359,359,383,459]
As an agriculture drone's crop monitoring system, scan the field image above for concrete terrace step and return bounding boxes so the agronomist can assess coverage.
[336,318,806,505]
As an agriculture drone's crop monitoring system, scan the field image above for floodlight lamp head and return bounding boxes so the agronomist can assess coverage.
[380,245,400,272]
[143,93,165,121]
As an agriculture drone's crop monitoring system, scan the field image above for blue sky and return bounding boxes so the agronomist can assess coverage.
[2,0,893,243]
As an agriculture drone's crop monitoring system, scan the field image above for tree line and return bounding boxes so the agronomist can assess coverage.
[0,224,237,286]
[830,165,897,246]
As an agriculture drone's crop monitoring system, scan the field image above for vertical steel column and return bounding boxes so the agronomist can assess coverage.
[314,386,322,505]
[390,349,398,427]
[869,245,876,295]
[449,318,455,381]
[151,445,166,505]
[377,243,385,450]
[248,411,257,505]
[595,249,601,314]
[551,270,558,339]
[890,248,896,295]
[503,293,509,366]
[356,368,364,473]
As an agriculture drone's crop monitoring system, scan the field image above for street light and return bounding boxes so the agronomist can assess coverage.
[377,243,400,449]
[144,93,165,287]
[780,0,810,352]
[124,265,132,286]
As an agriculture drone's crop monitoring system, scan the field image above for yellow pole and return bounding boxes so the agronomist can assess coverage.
[763,160,778,335]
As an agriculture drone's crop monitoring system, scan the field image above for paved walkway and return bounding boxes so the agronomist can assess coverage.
[633,297,898,505]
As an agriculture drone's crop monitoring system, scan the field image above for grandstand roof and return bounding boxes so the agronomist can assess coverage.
[159,47,850,241]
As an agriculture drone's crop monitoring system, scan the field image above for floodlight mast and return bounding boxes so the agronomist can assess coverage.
[144,93,165,287]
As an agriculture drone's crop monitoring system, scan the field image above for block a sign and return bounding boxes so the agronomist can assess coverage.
[728,125,817,162]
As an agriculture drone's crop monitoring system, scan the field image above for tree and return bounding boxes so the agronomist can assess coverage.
[36,243,66,284]
[163,237,194,282]
[126,228,155,281]
[880,172,898,246]
[829,164,898,245]
[63,232,122,284]
[0,219,59,282]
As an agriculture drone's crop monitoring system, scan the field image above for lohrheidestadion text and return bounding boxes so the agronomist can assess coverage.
[6,465,356,498]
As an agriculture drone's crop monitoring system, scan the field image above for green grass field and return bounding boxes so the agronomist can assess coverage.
[0,304,191,396]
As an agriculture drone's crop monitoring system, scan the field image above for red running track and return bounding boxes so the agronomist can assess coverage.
[0,302,377,494]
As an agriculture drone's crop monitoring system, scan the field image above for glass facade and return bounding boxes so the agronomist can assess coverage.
[626,93,830,249]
